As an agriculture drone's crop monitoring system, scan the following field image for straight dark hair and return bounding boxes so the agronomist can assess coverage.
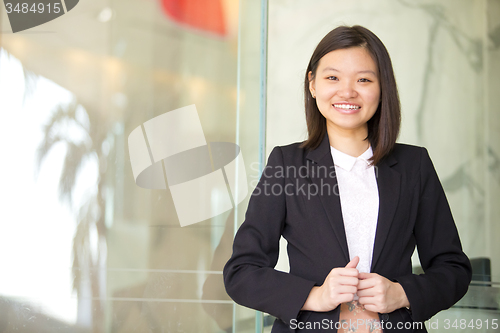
[300,25,401,166]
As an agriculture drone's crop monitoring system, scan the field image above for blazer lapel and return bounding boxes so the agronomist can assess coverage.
[370,153,400,271]
[306,132,350,263]
[305,131,401,270]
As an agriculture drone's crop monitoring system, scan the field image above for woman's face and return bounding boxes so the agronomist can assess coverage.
[309,47,381,136]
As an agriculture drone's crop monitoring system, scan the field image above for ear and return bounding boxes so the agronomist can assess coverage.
[308,71,315,97]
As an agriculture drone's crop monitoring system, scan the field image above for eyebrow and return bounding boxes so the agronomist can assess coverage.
[322,67,377,76]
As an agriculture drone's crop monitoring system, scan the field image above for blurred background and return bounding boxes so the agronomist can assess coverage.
[0,0,498,332]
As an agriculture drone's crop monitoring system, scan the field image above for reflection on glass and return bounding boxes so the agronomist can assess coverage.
[0,49,78,328]
[0,0,258,331]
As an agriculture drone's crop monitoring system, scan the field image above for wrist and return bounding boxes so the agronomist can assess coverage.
[301,286,321,311]
[394,282,410,309]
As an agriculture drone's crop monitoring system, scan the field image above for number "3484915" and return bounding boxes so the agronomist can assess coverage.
[5,2,62,14]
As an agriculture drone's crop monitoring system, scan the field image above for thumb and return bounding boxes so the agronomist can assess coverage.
[345,256,359,269]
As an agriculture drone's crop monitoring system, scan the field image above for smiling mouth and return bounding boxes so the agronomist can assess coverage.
[333,104,361,110]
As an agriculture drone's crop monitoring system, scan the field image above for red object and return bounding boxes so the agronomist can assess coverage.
[160,0,227,36]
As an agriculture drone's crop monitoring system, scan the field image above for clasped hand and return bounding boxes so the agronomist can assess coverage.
[301,256,409,313]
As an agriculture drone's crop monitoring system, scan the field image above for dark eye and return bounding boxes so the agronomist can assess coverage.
[359,78,371,82]
[327,76,338,81]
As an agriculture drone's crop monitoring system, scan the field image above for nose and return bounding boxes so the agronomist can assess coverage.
[337,80,358,99]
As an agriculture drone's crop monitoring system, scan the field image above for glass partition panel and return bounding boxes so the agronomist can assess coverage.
[0,0,265,332]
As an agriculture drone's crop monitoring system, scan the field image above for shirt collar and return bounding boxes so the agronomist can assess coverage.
[330,145,373,171]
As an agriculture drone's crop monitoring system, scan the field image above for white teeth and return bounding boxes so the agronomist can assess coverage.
[334,104,360,110]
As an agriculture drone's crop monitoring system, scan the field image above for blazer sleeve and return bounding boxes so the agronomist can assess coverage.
[394,147,472,322]
[223,146,317,325]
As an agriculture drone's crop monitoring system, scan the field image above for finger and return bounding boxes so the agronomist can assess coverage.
[357,279,376,290]
[332,275,359,287]
[345,256,360,269]
[358,295,377,306]
[336,285,357,295]
[361,303,378,313]
[356,287,377,297]
[358,272,375,280]
[338,268,360,277]
[329,267,359,278]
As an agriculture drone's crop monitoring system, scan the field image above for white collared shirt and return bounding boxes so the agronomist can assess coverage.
[330,145,379,276]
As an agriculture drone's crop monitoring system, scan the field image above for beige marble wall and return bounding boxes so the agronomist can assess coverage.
[267,0,500,302]
[487,0,500,284]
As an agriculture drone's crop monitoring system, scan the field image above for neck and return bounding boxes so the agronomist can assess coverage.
[327,124,370,157]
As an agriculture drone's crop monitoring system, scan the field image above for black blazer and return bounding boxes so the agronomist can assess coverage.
[223,132,472,332]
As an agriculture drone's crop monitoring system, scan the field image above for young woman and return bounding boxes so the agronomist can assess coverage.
[223,25,472,333]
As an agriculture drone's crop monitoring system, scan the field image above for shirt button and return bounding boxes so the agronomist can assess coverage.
[381,313,389,321]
